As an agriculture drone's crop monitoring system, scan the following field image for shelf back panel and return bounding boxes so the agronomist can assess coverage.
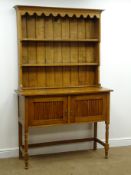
[18,7,101,90]
[22,42,98,64]
[22,14,99,40]
[22,66,98,88]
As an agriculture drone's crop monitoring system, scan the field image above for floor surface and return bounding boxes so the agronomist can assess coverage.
[0,146,131,175]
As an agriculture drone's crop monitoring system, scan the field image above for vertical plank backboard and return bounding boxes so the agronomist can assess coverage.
[53,17,63,87]
[27,15,36,63]
[86,18,95,39]
[78,17,86,85]
[86,67,95,85]
[37,67,45,87]
[22,15,27,38]
[85,43,95,63]
[78,17,86,39]
[45,16,54,87]
[27,15,37,87]
[23,68,29,87]
[28,67,37,87]
[36,15,45,63]
[85,66,97,86]
[22,15,28,64]
[18,8,102,89]
[62,17,70,87]
[36,16,46,87]
[70,17,78,86]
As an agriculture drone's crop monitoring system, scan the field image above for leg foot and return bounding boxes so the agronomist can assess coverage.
[105,155,108,159]
[105,145,109,159]
[25,160,29,169]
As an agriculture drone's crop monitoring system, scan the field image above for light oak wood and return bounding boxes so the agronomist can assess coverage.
[18,122,23,159]
[21,63,99,67]
[21,38,99,42]
[16,87,111,96]
[22,138,95,148]
[93,122,97,150]
[15,5,112,169]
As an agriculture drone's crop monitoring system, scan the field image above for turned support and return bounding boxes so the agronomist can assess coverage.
[105,121,109,159]
[24,128,29,169]
[93,122,97,150]
[18,122,23,159]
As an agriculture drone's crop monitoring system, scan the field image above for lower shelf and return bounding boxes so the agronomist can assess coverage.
[20,137,106,154]
[22,137,95,149]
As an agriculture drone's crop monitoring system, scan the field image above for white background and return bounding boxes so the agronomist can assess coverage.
[0,0,131,157]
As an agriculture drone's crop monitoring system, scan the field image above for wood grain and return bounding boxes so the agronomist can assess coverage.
[15,6,111,169]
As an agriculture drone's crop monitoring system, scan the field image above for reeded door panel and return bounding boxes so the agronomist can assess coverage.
[70,94,108,123]
[28,96,68,126]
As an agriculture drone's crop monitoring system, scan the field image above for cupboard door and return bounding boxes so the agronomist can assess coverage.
[70,94,108,123]
[28,96,68,126]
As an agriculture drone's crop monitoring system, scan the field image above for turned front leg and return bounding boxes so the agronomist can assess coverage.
[24,129,29,169]
[93,122,97,150]
[105,122,109,159]
[18,122,23,159]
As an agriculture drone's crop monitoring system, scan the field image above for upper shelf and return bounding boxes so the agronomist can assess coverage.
[21,63,99,67]
[21,38,99,42]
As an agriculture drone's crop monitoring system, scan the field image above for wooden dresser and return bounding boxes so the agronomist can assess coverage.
[15,5,112,169]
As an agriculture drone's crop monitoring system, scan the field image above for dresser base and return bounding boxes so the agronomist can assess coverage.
[18,121,109,169]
